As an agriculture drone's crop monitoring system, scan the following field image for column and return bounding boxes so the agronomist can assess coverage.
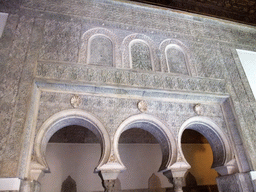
[163,161,190,192]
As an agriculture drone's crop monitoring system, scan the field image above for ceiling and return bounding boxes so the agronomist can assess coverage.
[127,0,256,26]
[1,0,255,25]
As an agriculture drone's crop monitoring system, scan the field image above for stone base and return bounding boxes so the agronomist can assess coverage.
[216,173,254,192]
[19,180,41,192]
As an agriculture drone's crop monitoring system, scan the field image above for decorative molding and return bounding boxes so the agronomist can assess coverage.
[36,61,227,94]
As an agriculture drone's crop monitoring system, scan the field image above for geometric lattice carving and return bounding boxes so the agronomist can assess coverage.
[61,175,77,192]
[166,45,189,75]
[130,40,152,71]
[88,35,113,66]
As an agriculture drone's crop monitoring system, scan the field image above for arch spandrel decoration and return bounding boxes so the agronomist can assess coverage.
[121,33,160,71]
[79,28,121,68]
[159,39,196,76]
[178,116,236,176]
[113,114,177,172]
[31,109,111,177]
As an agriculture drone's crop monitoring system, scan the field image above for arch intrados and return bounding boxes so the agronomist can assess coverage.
[34,109,111,172]
[159,39,189,53]
[81,27,117,42]
[178,117,232,168]
[165,44,185,54]
[113,114,177,172]
[129,39,150,47]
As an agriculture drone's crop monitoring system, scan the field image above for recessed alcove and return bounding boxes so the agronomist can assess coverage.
[181,129,219,192]
[40,126,173,191]
[88,35,114,67]
[40,125,104,192]
[165,45,189,75]
[130,40,152,71]
[118,128,171,190]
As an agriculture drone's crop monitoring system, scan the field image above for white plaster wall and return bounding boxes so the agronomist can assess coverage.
[40,143,104,192]
[236,49,256,99]
[40,143,216,191]
[118,144,171,190]
[40,143,171,191]
[182,144,218,185]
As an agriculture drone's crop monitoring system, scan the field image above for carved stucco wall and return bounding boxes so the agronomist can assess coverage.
[0,1,255,189]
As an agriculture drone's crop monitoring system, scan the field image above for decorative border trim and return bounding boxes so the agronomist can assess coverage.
[36,61,227,94]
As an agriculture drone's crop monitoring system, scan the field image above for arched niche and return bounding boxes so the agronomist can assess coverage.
[121,33,160,71]
[31,109,111,177]
[165,44,189,75]
[87,34,114,66]
[159,39,196,76]
[113,114,177,172]
[79,28,120,67]
[130,40,152,71]
[178,117,236,176]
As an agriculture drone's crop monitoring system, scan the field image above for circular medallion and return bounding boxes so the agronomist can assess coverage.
[138,100,147,112]
[70,95,81,108]
[194,103,202,115]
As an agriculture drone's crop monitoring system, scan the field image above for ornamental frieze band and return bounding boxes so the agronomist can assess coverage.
[36,61,227,94]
